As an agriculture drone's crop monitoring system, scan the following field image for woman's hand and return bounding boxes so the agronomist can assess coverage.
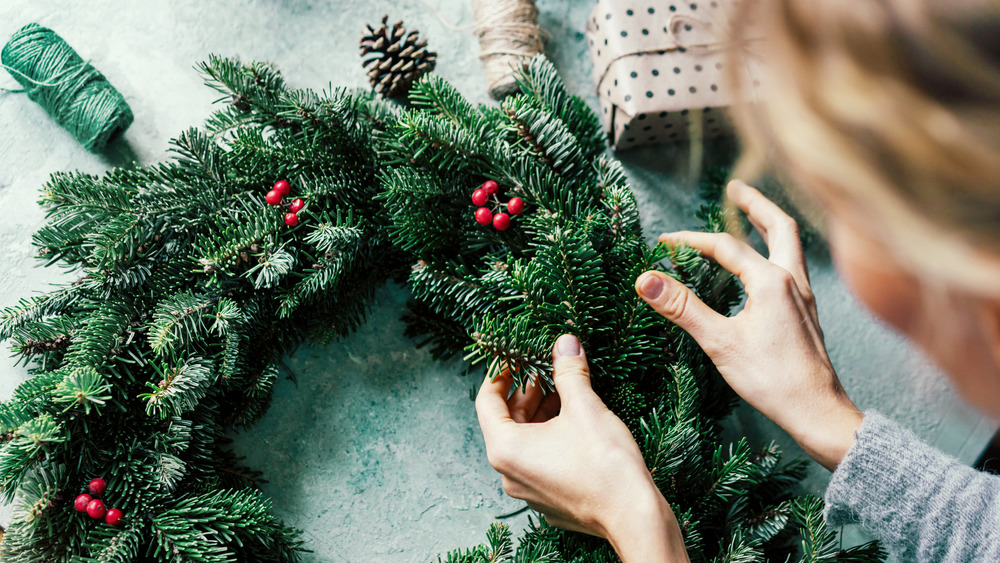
[476,334,690,563]
[635,180,863,471]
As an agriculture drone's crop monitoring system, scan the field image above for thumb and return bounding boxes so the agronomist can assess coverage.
[635,271,725,344]
[551,334,598,405]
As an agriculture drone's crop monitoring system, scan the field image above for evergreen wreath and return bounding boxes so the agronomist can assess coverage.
[0,53,885,562]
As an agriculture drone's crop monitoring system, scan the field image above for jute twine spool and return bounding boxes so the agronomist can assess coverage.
[1,23,133,152]
[472,0,547,99]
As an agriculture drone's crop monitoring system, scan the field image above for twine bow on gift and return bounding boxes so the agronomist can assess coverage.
[586,2,766,156]
[593,10,762,93]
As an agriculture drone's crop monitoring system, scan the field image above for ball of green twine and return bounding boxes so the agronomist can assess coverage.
[1,23,133,153]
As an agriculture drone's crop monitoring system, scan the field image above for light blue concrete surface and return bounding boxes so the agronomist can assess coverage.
[0,1,995,561]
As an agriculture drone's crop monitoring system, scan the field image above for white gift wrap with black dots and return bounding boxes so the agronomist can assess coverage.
[586,0,762,150]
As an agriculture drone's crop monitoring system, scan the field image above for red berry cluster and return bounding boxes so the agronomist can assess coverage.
[74,478,123,527]
[472,180,523,231]
[266,180,306,227]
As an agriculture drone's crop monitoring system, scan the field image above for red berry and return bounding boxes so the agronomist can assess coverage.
[273,180,291,196]
[482,180,499,195]
[290,198,305,213]
[475,207,493,226]
[105,508,124,526]
[506,197,524,215]
[88,478,107,496]
[74,493,92,512]
[266,190,283,205]
[493,212,511,231]
[86,499,106,519]
[471,188,489,207]
[285,212,300,227]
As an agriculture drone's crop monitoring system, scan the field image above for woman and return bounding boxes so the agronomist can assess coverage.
[475,0,1000,561]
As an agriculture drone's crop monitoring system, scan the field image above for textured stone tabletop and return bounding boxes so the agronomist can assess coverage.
[0,1,994,561]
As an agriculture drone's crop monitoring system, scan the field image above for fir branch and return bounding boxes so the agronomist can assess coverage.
[513,56,606,162]
[89,212,142,269]
[51,366,112,415]
[172,127,225,179]
[14,324,73,357]
[715,534,765,563]
[210,298,243,337]
[484,523,514,562]
[409,74,478,130]
[38,171,133,213]
[276,224,366,318]
[508,224,608,347]
[743,501,792,546]
[150,449,187,492]
[640,409,704,495]
[0,286,83,341]
[303,216,365,255]
[195,199,287,271]
[0,415,65,503]
[244,245,296,290]
[0,402,32,436]
[11,370,65,408]
[409,259,511,341]
[62,298,135,370]
[791,496,840,562]
[708,439,761,505]
[147,292,216,355]
[199,55,287,133]
[84,521,146,563]
[9,463,65,527]
[470,315,552,390]
[503,101,585,181]
[386,109,484,172]
[151,488,303,561]
[139,357,216,419]
[280,86,379,154]
[597,155,642,239]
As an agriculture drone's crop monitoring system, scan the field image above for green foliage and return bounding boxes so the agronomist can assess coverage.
[382,58,882,563]
[138,357,216,419]
[0,53,883,563]
[791,496,886,562]
[51,366,112,415]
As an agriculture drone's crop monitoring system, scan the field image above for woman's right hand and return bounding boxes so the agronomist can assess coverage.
[635,180,863,471]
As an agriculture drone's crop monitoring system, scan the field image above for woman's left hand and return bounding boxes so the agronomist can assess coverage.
[476,333,690,563]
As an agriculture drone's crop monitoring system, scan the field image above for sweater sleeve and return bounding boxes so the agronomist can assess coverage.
[824,411,1000,562]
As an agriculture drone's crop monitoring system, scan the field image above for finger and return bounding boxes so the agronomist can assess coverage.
[635,271,727,348]
[532,392,561,422]
[475,370,515,438]
[550,334,600,408]
[726,180,811,290]
[508,377,545,423]
[659,230,772,285]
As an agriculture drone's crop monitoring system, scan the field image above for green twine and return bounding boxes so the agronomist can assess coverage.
[1,23,133,153]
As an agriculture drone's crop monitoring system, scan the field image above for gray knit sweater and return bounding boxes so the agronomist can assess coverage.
[824,411,1000,561]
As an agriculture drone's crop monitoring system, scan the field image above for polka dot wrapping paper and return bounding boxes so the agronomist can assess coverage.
[585,0,764,151]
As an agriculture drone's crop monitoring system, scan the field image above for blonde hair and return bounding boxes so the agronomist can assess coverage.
[729,0,1000,297]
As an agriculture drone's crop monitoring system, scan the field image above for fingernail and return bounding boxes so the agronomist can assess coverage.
[554,334,581,357]
[638,273,664,300]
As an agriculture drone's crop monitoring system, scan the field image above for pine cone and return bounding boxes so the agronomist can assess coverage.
[360,15,437,98]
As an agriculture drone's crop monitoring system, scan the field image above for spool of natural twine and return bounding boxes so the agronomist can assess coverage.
[1,23,133,153]
[471,0,547,99]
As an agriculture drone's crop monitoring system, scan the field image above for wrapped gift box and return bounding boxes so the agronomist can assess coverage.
[585,0,762,150]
